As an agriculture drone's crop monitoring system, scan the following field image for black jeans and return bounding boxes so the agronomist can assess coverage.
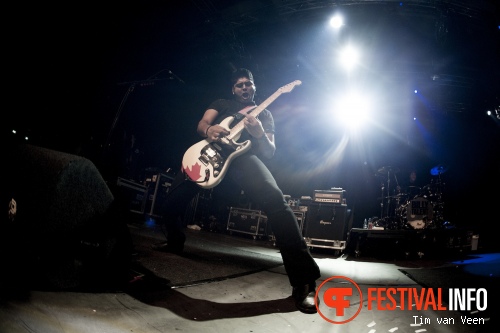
[159,153,321,287]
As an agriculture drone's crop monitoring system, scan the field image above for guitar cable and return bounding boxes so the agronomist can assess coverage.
[184,168,210,184]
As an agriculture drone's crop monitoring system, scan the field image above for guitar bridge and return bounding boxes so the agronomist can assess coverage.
[198,155,209,166]
[200,143,225,176]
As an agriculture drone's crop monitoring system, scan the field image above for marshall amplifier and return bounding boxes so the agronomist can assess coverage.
[313,188,344,204]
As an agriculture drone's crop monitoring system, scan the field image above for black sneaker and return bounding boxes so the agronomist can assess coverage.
[292,284,319,314]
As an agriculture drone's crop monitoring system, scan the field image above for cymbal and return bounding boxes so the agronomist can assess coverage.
[377,166,400,174]
[430,164,448,176]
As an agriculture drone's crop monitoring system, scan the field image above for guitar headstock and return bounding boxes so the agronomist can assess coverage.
[279,80,302,93]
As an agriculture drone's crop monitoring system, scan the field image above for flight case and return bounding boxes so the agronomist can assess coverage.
[227,207,267,239]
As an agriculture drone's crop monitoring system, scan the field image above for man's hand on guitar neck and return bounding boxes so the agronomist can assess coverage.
[242,114,265,139]
[243,114,276,159]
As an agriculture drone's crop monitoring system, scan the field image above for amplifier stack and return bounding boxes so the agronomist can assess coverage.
[313,188,345,204]
[304,188,350,253]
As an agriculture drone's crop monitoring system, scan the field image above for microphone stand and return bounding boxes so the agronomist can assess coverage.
[104,82,135,151]
[100,68,185,183]
[104,68,183,150]
[105,78,170,149]
[380,183,385,219]
[385,170,391,218]
[101,73,174,183]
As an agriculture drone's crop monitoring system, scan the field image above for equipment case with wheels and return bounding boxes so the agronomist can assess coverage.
[116,177,147,214]
[227,207,267,239]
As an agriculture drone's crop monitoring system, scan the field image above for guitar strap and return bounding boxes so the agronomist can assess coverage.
[232,105,257,121]
[239,105,257,114]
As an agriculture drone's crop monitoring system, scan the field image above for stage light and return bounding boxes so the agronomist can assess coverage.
[329,15,343,29]
[334,91,371,130]
[338,45,360,71]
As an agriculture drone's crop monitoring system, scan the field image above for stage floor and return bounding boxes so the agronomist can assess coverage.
[1,216,498,333]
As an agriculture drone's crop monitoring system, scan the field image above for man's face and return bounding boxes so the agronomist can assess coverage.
[232,77,255,103]
[410,172,416,182]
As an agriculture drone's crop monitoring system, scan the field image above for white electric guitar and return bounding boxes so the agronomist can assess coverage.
[181,80,302,189]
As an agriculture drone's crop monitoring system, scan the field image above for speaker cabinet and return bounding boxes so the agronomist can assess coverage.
[6,143,131,290]
[117,177,147,214]
[305,203,348,241]
[144,173,174,217]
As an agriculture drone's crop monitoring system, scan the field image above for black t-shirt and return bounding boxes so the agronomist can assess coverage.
[207,98,275,155]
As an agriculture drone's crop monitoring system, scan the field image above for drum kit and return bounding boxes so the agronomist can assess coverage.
[375,164,447,230]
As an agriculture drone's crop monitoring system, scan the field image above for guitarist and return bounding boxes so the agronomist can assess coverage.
[154,68,321,314]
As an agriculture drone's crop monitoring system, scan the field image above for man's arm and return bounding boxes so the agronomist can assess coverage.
[197,109,229,140]
[243,114,276,159]
[255,132,276,159]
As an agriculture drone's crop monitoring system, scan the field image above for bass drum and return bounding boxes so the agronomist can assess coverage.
[397,196,433,229]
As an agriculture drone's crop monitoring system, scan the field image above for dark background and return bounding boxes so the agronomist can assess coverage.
[4,1,499,237]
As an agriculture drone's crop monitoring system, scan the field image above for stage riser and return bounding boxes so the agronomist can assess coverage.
[346,228,475,259]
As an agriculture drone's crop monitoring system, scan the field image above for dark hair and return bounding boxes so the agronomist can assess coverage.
[231,68,254,85]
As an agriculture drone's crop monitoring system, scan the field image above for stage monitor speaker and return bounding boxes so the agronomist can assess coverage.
[305,203,348,241]
[9,143,114,234]
[5,143,131,290]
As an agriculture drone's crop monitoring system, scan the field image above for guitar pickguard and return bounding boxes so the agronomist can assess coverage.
[198,142,226,178]
[183,137,251,188]
[203,138,249,174]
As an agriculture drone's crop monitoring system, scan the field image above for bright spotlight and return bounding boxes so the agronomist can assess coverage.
[329,15,343,29]
[335,91,371,129]
[339,46,359,71]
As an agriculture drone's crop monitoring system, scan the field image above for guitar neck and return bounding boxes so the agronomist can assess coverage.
[228,90,282,140]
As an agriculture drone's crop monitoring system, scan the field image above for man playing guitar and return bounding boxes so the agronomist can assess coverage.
[154,68,321,314]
